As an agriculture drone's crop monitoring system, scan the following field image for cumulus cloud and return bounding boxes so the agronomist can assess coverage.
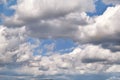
[0,0,120,79]
[4,3,120,47]
[0,26,120,76]
[4,0,95,26]
[10,0,95,19]
[77,5,120,42]
[4,44,120,76]
[4,0,95,40]
[0,26,34,68]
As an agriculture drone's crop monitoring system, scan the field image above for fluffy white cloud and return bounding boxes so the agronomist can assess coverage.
[0,26,33,67]
[0,26,120,78]
[77,5,120,43]
[1,0,120,78]
[4,0,95,26]
[10,44,120,76]
[11,0,95,19]
[4,4,120,47]
[0,26,120,76]
[4,0,95,41]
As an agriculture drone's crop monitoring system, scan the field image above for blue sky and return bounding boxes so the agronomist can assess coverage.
[0,0,120,80]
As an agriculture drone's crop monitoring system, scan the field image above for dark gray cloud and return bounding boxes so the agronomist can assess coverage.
[81,58,107,63]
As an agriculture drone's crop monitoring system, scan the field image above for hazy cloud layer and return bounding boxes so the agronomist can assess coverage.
[0,73,120,80]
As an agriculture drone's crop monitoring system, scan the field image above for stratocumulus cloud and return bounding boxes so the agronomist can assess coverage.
[0,0,120,80]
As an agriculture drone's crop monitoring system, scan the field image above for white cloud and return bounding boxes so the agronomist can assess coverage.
[76,5,120,44]
[4,11,94,40]
[4,0,95,26]
[13,0,95,19]
[4,4,120,48]
[0,25,33,66]
[0,26,120,78]
[1,0,120,78]
[106,65,120,72]
[4,0,95,39]
[10,44,120,76]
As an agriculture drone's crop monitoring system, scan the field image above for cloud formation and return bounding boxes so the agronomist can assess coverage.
[4,1,120,44]
[77,5,120,43]
[4,0,95,40]
[0,30,120,76]
[0,0,120,79]
[4,3,120,52]
[0,26,33,68]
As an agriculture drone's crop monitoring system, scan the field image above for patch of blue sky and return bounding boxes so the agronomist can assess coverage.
[54,39,77,53]
[0,0,16,16]
[3,8,15,16]
[87,0,113,16]
[27,38,77,56]
[0,4,4,13]
[39,39,76,55]
[6,0,17,7]
[27,37,41,56]
[0,0,16,24]
[27,38,55,56]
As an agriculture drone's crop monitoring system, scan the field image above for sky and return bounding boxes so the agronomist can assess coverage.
[0,0,120,80]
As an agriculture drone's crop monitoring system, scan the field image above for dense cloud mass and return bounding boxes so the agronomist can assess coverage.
[76,5,120,51]
[0,28,120,75]
[4,2,120,51]
[0,0,120,79]
[4,0,95,40]
[15,44,120,75]
[4,1,120,43]
[4,0,95,26]
[0,26,33,66]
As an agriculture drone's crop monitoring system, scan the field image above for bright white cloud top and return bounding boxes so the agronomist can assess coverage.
[0,0,120,80]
